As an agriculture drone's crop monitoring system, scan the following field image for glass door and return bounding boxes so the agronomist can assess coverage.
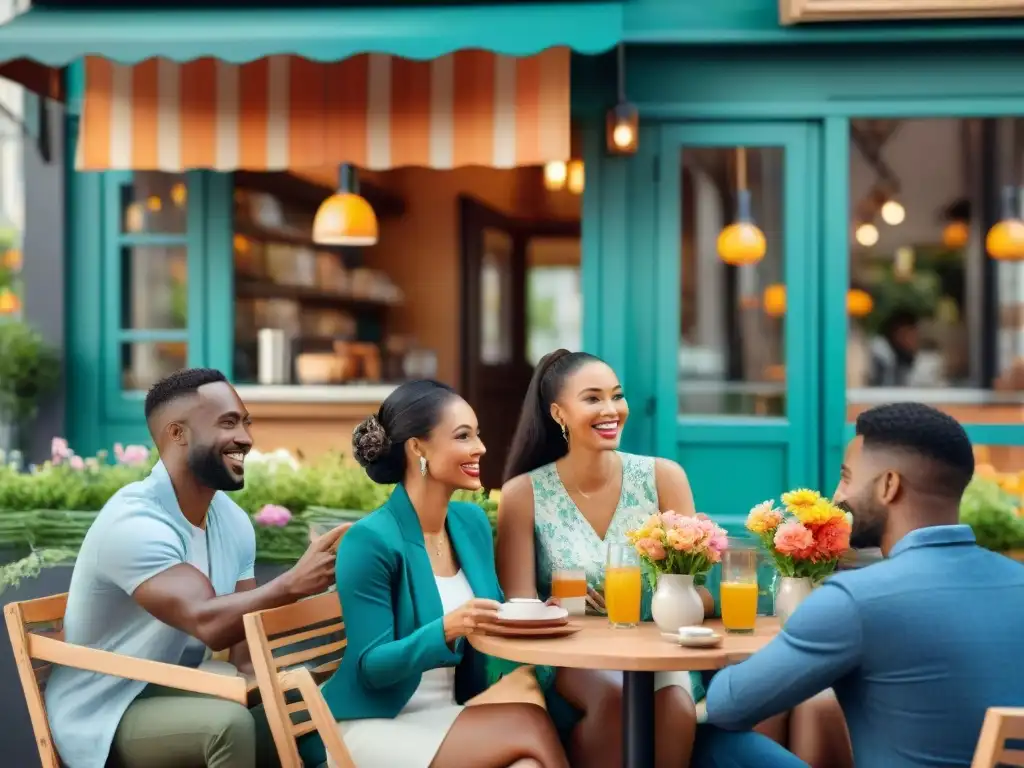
[654,122,822,525]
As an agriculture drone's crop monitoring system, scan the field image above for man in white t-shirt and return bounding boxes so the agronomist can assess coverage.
[45,368,345,768]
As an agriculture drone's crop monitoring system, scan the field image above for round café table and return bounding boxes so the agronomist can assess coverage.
[469,616,780,768]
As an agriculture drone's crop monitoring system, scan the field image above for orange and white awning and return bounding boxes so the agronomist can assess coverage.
[78,50,570,172]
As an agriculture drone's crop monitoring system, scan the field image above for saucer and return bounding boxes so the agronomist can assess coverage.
[661,631,723,648]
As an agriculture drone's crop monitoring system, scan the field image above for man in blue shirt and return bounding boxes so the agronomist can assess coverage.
[694,402,1024,768]
[45,368,344,768]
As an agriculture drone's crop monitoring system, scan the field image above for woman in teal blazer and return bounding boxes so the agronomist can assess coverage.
[312,380,569,768]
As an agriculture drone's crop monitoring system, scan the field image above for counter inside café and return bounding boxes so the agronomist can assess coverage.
[235,384,397,459]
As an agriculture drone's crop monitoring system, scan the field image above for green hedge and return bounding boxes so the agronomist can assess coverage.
[0,446,497,564]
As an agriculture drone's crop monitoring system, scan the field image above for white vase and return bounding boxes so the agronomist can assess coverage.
[774,576,814,624]
[651,573,705,633]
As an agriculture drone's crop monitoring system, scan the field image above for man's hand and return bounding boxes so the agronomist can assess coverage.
[284,523,351,598]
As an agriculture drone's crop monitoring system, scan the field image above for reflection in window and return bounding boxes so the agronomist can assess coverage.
[846,117,1024,420]
[121,172,188,235]
[526,238,581,365]
[121,342,188,391]
[480,228,513,365]
[121,246,187,329]
[678,146,785,417]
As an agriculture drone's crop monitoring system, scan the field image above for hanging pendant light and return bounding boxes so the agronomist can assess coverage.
[605,44,639,156]
[313,164,379,246]
[986,186,1024,261]
[717,147,766,266]
[762,284,786,317]
[846,289,874,318]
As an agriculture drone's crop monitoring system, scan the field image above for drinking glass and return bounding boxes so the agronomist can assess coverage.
[720,546,759,634]
[551,568,588,616]
[605,544,642,628]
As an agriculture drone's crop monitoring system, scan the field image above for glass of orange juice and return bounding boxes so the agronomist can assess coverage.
[720,546,759,634]
[605,544,642,628]
[551,569,588,616]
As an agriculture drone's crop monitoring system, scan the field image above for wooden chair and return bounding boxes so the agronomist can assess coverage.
[973,707,1024,767]
[5,593,249,768]
[244,592,354,768]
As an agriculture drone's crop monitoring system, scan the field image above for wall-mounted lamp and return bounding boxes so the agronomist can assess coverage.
[313,164,379,247]
[606,44,638,156]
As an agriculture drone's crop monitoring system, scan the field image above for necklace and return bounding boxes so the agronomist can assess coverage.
[425,529,446,558]
[565,472,611,500]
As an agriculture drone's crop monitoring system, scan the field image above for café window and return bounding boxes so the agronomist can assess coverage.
[845,117,1024,422]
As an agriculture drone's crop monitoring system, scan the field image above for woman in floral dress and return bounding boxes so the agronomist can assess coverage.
[495,350,852,768]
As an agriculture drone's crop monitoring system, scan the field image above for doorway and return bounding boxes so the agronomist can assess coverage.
[459,196,580,490]
[646,121,823,522]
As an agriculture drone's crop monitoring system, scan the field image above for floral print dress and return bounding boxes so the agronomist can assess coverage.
[530,452,704,701]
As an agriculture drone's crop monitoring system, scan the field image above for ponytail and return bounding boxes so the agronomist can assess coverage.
[502,350,600,482]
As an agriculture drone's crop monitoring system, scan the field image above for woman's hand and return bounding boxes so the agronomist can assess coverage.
[443,598,501,643]
[586,587,607,615]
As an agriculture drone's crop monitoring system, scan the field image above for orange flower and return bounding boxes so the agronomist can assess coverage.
[813,519,851,559]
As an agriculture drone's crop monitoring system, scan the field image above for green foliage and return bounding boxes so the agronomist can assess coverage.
[0,548,76,596]
[0,447,502,563]
[0,320,61,432]
[959,476,1024,553]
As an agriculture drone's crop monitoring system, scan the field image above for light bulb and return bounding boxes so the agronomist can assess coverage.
[543,161,567,192]
[880,200,905,226]
[855,223,879,247]
[567,161,585,195]
[612,123,634,150]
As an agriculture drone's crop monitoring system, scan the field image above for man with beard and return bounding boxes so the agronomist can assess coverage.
[45,368,345,768]
[693,402,1024,768]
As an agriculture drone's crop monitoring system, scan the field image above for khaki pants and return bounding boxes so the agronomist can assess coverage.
[109,685,281,768]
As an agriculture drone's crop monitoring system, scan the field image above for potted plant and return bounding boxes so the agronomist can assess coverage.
[745,490,852,623]
[0,320,60,454]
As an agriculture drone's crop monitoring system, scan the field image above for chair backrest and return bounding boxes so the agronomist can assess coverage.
[973,707,1024,768]
[4,593,69,768]
[244,592,351,768]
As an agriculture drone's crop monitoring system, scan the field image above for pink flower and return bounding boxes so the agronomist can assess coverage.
[255,504,292,528]
[773,521,814,557]
[660,511,684,530]
[708,533,729,554]
[68,455,85,471]
[115,443,150,467]
[51,437,70,465]
[636,537,666,561]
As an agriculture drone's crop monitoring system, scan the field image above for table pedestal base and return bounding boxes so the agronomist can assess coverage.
[623,670,655,768]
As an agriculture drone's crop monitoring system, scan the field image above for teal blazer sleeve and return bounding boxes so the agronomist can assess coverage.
[335,522,461,691]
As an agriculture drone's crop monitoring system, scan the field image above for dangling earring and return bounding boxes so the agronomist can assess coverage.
[419,456,428,477]
[561,423,569,443]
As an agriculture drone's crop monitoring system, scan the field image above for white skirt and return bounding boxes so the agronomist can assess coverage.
[329,704,465,768]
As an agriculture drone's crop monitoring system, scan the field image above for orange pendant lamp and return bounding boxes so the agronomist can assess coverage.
[986,186,1024,261]
[313,164,379,247]
[717,148,766,266]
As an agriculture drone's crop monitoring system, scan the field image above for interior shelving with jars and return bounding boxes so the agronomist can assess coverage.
[231,171,408,387]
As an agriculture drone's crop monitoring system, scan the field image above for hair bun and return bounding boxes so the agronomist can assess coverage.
[353,414,392,466]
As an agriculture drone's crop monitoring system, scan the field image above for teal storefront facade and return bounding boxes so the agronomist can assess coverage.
[6,1,1024,522]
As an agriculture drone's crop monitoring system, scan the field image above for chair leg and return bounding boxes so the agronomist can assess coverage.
[281,668,356,768]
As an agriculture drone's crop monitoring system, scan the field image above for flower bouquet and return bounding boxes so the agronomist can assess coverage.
[746,489,852,621]
[626,512,728,631]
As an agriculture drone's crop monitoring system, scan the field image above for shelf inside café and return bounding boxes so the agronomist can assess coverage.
[235,280,397,311]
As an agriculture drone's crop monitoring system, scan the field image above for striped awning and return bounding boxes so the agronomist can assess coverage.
[78,50,570,172]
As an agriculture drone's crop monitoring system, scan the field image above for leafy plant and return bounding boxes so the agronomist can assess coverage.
[959,476,1024,553]
[0,548,76,596]
[0,320,60,446]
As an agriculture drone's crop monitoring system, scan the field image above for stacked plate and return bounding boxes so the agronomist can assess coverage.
[479,600,580,638]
